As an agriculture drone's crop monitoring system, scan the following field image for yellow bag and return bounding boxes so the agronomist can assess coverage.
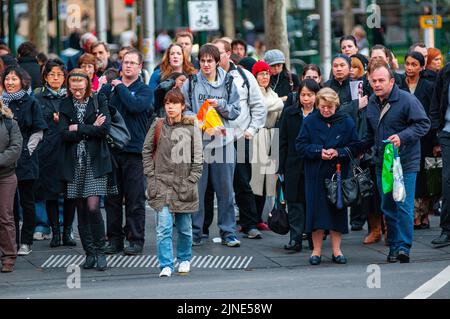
[197,100,225,136]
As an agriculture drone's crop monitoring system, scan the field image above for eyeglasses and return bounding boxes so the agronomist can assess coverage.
[257,71,270,77]
[122,61,140,66]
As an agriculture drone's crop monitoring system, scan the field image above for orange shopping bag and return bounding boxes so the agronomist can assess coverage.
[197,100,225,136]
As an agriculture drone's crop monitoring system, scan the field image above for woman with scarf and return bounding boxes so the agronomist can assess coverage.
[59,69,115,271]
[35,59,77,248]
[296,88,361,265]
[1,66,47,256]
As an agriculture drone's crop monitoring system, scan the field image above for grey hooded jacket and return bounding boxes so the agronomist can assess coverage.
[182,67,241,149]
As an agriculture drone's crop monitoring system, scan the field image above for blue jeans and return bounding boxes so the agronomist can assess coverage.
[192,145,237,241]
[377,173,417,254]
[35,201,50,234]
[156,206,193,271]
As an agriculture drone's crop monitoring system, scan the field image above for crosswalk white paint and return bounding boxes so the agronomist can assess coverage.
[40,254,254,269]
[404,265,450,299]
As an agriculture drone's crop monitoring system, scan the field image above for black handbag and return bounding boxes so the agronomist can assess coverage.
[324,147,374,208]
[93,94,131,150]
[268,176,290,235]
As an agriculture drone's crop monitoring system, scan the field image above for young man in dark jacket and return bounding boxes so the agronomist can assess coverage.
[100,49,153,255]
[363,61,430,263]
[429,62,450,247]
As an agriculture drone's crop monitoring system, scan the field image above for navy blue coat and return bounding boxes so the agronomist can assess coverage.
[99,78,153,154]
[296,111,361,234]
[10,93,47,181]
[364,84,431,174]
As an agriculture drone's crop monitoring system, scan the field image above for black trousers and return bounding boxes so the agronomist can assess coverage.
[350,162,381,227]
[13,180,36,246]
[105,152,146,246]
[233,138,259,231]
[440,132,450,234]
[203,174,215,235]
[287,201,306,243]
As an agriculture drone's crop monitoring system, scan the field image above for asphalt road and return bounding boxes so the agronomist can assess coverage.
[1,207,449,300]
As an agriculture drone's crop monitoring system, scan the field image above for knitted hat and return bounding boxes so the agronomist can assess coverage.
[350,53,369,71]
[264,49,286,66]
[252,60,271,77]
[238,57,257,73]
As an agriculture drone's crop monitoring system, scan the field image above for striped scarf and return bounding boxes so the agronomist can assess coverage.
[1,90,27,108]
[73,97,90,164]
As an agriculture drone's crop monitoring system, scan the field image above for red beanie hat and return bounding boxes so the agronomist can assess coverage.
[252,60,271,77]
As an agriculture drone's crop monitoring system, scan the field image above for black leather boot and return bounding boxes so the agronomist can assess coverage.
[63,226,77,246]
[91,223,107,271]
[47,203,61,248]
[77,225,97,269]
[63,200,77,246]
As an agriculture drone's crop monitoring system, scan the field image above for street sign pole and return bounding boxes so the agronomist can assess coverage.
[96,0,108,42]
[319,0,331,81]
[142,0,155,72]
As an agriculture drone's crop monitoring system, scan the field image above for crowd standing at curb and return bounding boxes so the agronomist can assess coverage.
[0,32,449,277]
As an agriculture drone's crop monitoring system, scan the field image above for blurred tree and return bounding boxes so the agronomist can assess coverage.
[223,0,235,38]
[343,0,355,36]
[28,0,48,54]
[264,0,290,68]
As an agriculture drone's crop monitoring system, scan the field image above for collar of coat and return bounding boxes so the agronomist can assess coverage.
[164,115,196,126]
[374,83,400,106]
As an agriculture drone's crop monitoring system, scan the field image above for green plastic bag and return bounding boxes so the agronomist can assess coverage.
[382,142,394,194]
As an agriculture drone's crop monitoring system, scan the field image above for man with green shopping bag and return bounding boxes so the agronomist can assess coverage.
[363,60,430,263]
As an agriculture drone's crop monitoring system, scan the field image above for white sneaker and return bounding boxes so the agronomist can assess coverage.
[33,232,50,241]
[178,261,190,274]
[159,267,172,277]
[17,244,32,256]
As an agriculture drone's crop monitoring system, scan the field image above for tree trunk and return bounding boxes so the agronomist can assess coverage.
[28,0,48,54]
[223,0,235,38]
[264,0,290,69]
[343,0,355,36]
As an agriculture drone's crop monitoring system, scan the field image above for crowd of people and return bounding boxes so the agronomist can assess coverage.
[0,31,449,278]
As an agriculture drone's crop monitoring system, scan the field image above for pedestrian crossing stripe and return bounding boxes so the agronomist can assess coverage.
[40,255,253,269]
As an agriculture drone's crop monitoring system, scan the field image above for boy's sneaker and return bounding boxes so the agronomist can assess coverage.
[159,267,172,277]
[192,239,203,246]
[178,261,190,274]
[33,232,50,241]
[17,244,32,256]
[221,235,241,247]
[245,228,262,239]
